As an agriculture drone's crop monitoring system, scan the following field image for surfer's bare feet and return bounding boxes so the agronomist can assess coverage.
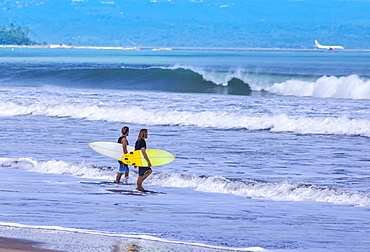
[136,187,145,191]
[113,180,119,183]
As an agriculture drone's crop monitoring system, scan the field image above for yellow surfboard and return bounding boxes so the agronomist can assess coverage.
[121,149,176,167]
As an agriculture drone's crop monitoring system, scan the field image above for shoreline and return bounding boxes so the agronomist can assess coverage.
[1,44,370,52]
[0,237,62,252]
[0,224,263,252]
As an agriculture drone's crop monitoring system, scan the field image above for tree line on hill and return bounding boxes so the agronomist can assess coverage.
[0,23,39,45]
[1,0,370,49]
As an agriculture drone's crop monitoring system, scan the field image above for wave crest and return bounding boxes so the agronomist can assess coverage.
[267,75,370,99]
[2,62,370,99]
[1,101,370,137]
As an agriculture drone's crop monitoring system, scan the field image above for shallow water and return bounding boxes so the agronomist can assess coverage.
[0,48,369,251]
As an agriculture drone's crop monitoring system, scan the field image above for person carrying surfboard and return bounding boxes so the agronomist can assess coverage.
[135,129,152,191]
[114,126,130,183]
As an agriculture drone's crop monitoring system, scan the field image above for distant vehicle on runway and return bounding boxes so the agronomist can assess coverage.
[315,40,344,50]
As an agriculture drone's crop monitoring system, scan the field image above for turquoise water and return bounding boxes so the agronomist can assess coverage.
[0,48,369,251]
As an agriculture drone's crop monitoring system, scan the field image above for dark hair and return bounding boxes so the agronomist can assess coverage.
[121,126,129,135]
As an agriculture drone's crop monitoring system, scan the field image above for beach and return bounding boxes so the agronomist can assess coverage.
[0,47,369,251]
[0,237,60,252]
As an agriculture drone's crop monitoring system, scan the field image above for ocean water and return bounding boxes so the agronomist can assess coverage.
[0,48,370,252]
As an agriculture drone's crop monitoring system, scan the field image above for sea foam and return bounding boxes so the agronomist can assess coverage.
[1,157,369,208]
[150,173,370,208]
[0,222,265,252]
[0,157,115,180]
[1,101,370,137]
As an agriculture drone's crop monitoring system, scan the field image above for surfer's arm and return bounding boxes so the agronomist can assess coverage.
[141,147,152,167]
[121,138,128,154]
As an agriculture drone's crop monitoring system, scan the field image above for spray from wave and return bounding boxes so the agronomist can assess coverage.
[161,64,305,92]
[158,66,370,100]
[267,75,370,99]
[1,157,369,208]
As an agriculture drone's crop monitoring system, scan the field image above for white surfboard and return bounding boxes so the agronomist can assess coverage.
[88,142,134,161]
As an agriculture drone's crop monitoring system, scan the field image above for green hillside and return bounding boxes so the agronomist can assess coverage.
[0,0,369,49]
[0,24,38,45]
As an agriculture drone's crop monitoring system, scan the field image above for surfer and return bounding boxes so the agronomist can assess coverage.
[135,129,152,191]
[114,126,130,183]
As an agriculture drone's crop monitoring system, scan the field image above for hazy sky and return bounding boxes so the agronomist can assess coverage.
[1,0,369,48]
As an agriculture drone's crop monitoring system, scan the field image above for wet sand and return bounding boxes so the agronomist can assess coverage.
[0,237,61,252]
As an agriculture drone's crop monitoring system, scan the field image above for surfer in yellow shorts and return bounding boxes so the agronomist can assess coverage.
[135,129,152,191]
[114,126,130,183]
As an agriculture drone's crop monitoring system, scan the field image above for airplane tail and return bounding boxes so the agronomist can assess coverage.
[314,40,320,47]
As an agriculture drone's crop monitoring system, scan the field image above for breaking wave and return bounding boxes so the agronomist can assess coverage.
[1,62,370,99]
[267,75,370,99]
[1,101,370,137]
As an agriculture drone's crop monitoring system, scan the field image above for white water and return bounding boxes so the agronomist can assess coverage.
[165,65,370,100]
[1,85,370,137]
[2,157,369,208]
[268,75,370,99]
[1,49,370,252]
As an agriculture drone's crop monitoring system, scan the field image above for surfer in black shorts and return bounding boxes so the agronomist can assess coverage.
[135,129,152,191]
[114,126,130,183]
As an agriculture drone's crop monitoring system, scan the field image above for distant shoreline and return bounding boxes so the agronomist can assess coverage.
[1,44,370,52]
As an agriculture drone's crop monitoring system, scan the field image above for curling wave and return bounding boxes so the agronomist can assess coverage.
[0,65,253,95]
[2,60,370,99]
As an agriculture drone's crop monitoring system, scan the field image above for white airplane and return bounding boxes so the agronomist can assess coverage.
[314,40,344,50]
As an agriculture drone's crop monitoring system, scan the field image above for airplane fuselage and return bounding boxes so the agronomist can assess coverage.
[315,40,344,50]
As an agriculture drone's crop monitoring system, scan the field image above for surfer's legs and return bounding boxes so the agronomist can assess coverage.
[114,173,122,183]
[136,167,152,190]
[115,162,129,183]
